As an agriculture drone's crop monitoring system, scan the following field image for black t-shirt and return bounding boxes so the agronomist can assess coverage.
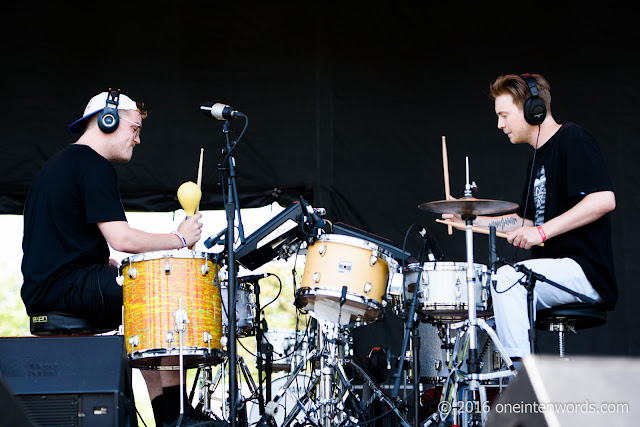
[517,123,617,309]
[21,144,127,313]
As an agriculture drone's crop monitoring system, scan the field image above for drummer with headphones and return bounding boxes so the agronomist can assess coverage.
[442,74,617,362]
[21,90,214,426]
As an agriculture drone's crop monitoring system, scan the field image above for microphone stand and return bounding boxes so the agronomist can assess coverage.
[392,232,429,407]
[498,258,597,354]
[219,118,248,427]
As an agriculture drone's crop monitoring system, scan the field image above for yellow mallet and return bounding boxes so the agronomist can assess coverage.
[177,181,202,217]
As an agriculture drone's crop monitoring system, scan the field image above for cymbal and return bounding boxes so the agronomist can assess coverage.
[418,198,519,216]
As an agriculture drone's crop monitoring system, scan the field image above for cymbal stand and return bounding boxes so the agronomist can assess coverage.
[426,166,516,427]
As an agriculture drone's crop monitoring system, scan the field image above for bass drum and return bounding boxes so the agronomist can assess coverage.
[247,374,314,426]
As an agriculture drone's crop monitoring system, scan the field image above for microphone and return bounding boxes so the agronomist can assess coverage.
[417,224,444,261]
[200,102,245,120]
[299,196,325,229]
[238,273,269,283]
[489,226,498,289]
[203,227,227,249]
[489,226,498,274]
[340,285,348,306]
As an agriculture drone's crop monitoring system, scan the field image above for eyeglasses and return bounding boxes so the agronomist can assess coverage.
[121,117,142,138]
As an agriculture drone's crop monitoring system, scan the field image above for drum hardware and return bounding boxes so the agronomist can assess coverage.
[418,162,518,426]
[194,355,258,421]
[256,348,319,426]
[174,297,189,423]
[391,223,431,425]
[347,360,412,427]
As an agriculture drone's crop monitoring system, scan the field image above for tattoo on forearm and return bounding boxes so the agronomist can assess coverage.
[488,217,518,231]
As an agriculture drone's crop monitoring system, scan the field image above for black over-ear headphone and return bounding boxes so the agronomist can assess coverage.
[98,89,120,133]
[520,73,547,125]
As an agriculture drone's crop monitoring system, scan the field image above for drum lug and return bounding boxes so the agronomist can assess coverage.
[129,335,139,348]
[220,336,228,347]
[201,263,210,276]
[481,287,489,302]
[313,272,321,283]
[164,262,172,274]
[318,242,326,256]
[128,268,137,279]
[369,255,377,266]
[203,331,213,343]
[166,331,174,344]
[363,282,372,296]
[115,275,124,286]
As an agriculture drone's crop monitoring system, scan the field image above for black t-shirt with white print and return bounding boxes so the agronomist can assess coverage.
[517,123,617,309]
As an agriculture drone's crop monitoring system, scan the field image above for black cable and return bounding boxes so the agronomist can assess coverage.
[512,124,541,261]
[259,273,281,310]
[400,223,417,305]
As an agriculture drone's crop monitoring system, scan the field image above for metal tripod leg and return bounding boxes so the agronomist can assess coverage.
[258,349,318,425]
[347,360,412,427]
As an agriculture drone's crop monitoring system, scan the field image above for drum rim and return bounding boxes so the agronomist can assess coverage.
[295,287,384,314]
[405,261,487,272]
[312,233,399,267]
[121,249,214,268]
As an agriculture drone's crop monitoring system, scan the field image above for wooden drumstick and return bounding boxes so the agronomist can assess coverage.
[196,148,204,214]
[435,219,544,247]
[442,136,452,235]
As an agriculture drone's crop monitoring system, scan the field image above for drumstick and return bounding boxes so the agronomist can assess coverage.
[442,136,452,235]
[196,148,204,214]
[435,219,545,247]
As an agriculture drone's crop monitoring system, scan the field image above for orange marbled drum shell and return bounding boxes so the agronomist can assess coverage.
[121,250,223,367]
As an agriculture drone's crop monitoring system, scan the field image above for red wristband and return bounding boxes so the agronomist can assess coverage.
[537,226,547,242]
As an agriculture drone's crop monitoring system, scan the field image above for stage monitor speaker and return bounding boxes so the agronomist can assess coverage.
[0,335,135,427]
[487,355,639,426]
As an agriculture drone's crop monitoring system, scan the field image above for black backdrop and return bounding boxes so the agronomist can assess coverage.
[2,4,638,356]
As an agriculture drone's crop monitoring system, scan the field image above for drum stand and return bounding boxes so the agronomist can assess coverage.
[196,354,257,422]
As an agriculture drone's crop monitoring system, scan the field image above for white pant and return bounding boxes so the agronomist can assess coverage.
[490,258,602,358]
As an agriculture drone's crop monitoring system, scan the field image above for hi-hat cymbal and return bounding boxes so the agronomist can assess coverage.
[418,198,519,216]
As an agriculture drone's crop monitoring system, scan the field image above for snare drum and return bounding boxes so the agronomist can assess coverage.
[403,262,491,321]
[120,250,224,368]
[296,234,397,324]
[221,283,256,337]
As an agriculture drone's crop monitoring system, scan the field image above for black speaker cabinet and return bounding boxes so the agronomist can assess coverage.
[0,335,136,427]
[487,355,639,426]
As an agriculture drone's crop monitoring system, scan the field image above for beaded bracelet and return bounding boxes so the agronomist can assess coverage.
[171,230,187,248]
